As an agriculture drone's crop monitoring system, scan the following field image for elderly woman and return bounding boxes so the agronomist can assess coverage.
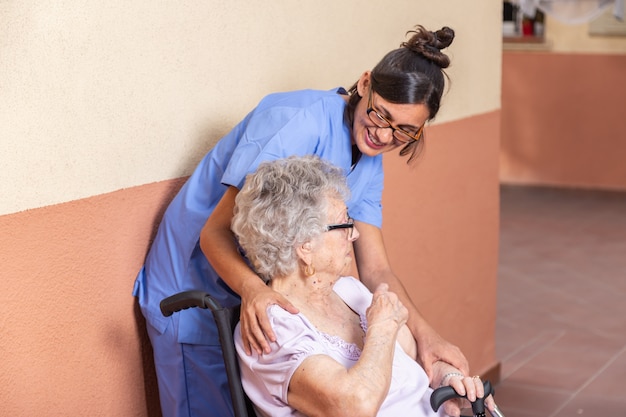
[231,156,494,417]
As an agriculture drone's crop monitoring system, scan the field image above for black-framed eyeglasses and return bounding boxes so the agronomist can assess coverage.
[366,89,424,145]
[326,215,355,239]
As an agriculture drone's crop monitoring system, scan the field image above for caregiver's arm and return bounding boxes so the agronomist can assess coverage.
[200,186,298,355]
[352,220,469,377]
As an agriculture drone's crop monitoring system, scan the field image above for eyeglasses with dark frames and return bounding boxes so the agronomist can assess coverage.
[325,215,355,239]
[366,89,424,145]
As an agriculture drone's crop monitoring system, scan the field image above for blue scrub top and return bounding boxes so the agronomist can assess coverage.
[133,88,384,345]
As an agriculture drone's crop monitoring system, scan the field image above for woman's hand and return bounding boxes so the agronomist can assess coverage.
[366,284,408,331]
[433,363,496,417]
[416,325,469,379]
[238,278,299,355]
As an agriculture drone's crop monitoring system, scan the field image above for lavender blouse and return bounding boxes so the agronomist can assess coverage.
[234,277,447,417]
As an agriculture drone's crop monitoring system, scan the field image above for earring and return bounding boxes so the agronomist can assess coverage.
[304,264,316,277]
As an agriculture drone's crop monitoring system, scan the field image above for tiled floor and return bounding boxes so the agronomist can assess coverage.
[494,186,626,417]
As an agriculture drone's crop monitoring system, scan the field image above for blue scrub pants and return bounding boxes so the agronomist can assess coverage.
[147,316,235,417]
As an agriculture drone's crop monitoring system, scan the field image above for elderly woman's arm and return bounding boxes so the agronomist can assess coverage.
[200,186,299,355]
[286,285,406,417]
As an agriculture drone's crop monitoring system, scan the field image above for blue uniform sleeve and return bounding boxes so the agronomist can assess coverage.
[220,92,347,190]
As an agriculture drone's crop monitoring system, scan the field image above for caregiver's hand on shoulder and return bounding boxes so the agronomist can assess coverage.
[239,279,299,355]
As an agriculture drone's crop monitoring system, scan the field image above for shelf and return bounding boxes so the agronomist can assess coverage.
[503,36,545,44]
[503,36,552,51]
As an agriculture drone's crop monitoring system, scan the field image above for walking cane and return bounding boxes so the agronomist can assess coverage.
[430,380,506,417]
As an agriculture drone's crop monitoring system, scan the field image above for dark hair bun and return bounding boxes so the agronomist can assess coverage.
[401,25,454,69]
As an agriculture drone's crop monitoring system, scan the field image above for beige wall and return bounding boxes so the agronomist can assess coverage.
[546,12,626,53]
[501,14,626,190]
[1,1,503,415]
[1,1,501,216]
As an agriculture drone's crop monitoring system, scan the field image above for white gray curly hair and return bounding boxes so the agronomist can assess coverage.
[231,155,350,281]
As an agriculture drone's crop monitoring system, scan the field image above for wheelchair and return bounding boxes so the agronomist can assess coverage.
[160,291,505,417]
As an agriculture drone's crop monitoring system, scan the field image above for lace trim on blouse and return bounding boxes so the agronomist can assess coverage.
[315,312,368,361]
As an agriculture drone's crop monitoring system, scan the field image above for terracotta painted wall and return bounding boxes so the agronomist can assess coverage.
[501,52,626,190]
[383,111,501,377]
[0,179,185,416]
[501,13,626,191]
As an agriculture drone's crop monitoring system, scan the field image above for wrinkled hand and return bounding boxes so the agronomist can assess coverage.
[239,281,299,355]
[441,374,496,417]
[366,284,408,330]
[417,328,469,379]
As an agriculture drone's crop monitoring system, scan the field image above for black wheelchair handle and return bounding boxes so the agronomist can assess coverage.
[159,290,221,317]
[431,380,494,416]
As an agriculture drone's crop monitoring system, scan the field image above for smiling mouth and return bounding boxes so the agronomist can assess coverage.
[366,130,385,149]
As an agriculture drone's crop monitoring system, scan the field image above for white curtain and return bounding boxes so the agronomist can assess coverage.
[517,0,624,24]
